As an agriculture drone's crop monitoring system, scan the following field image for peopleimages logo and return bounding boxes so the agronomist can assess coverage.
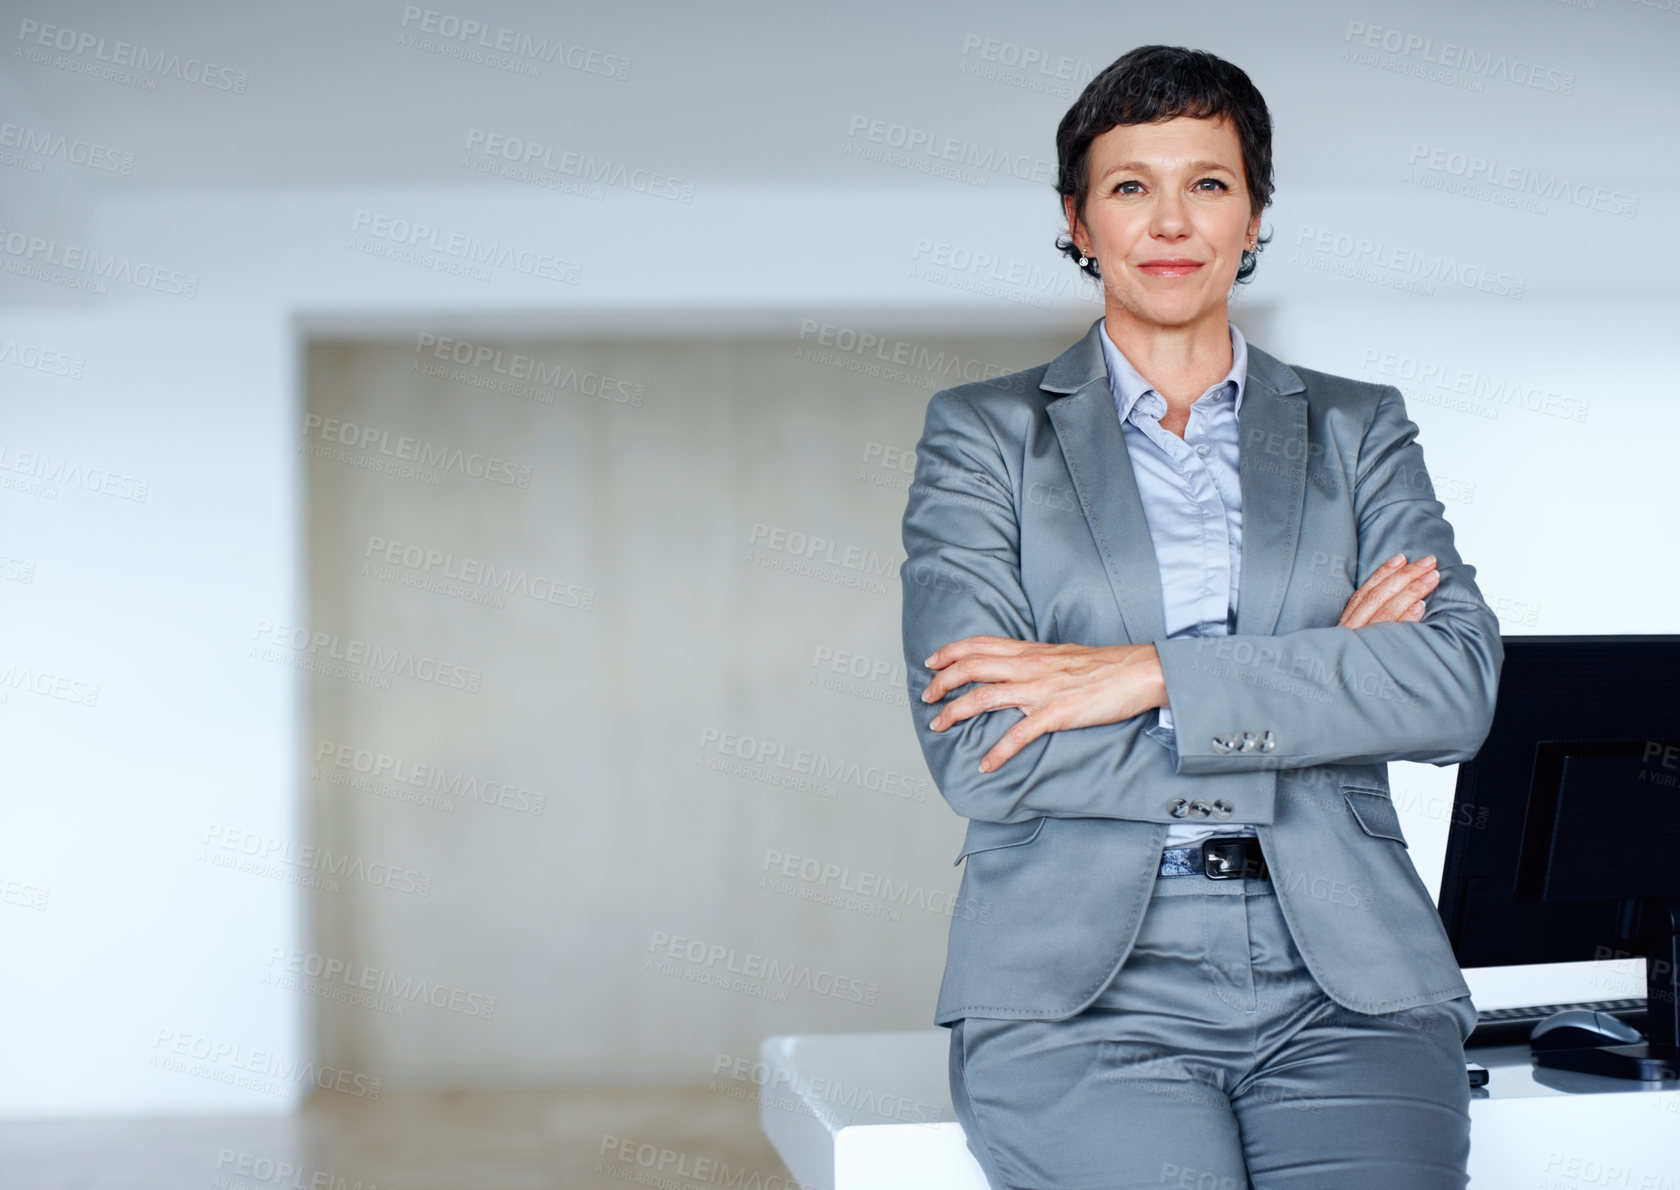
[748,523,899,576]
[0,658,100,707]
[397,6,631,80]
[362,535,594,611]
[1359,348,1591,423]
[1342,20,1576,94]
[249,619,484,692]
[15,18,250,92]
[313,737,547,815]
[795,320,1015,386]
[303,414,532,487]
[463,127,695,202]
[0,121,136,175]
[200,823,433,897]
[696,725,931,803]
[264,947,495,1018]
[348,209,581,285]
[0,225,199,297]
[149,1028,380,1099]
[646,930,880,1005]
[410,333,646,408]
[957,34,1097,84]
[1294,223,1525,300]
[1406,144,1638,219]
[845,114,1054,186]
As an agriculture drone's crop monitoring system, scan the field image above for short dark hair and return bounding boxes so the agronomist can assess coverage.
[1054,45,1274,284]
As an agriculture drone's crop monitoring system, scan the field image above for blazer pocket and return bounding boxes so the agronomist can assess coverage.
[952,816,1047,866]
[1342,787,1409,849]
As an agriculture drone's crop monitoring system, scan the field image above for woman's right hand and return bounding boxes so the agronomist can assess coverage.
[1338,553,1439,628]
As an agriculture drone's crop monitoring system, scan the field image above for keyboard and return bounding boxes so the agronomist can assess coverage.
[1465,997,1648,1049]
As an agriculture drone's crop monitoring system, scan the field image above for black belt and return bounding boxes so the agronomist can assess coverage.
[1157,835,1270,880]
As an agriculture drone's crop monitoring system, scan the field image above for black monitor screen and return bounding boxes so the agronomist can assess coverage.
[1439,635,1680,970]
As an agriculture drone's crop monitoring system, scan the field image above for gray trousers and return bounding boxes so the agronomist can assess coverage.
[949,870,1478,1190]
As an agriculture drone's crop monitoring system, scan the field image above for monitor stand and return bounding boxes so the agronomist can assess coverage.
[1534,895,1680,1081]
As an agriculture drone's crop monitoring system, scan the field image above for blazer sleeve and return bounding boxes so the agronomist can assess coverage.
[901,386,1171,825]
[1153,384,1504,773]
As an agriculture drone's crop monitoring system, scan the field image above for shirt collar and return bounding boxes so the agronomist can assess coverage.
[1098,319,1247,423]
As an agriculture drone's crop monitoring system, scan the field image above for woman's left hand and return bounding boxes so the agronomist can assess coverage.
[921,637,1168,773]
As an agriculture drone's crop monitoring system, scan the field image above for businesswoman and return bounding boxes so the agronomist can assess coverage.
[900,45,1502,1190]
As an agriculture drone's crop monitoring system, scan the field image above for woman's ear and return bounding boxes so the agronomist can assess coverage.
[1063,194,1087,256]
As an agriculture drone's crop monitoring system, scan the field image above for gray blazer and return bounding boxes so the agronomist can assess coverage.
[900,315,1503,1025]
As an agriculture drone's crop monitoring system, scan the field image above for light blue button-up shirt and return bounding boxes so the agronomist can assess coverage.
[1097,318,1258,849]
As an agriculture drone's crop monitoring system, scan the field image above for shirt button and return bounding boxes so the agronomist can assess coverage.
[1194,443,1210,456]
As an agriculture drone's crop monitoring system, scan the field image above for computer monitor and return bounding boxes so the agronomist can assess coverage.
[1437,634,1680,1081]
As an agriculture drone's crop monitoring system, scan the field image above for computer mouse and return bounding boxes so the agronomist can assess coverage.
[1529,1009,1645,1050]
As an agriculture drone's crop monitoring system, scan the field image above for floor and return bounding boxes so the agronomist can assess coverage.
[0,1085,796,1190]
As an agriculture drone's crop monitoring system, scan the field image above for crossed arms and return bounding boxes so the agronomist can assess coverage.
[899,383,1504,824]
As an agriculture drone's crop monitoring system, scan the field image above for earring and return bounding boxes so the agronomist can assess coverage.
[1079,253,1094,267]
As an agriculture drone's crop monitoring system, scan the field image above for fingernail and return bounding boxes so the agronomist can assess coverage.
[924,654,938,666]
[1421,555,1437,566]
[1386,554,1404,567]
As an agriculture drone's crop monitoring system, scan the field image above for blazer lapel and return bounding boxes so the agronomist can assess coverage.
[1042,318,1308,645]
[1234,344,1308,638]
[1043,319,1168,646]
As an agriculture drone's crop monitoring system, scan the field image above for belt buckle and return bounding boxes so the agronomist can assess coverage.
[1201,838,1251,880]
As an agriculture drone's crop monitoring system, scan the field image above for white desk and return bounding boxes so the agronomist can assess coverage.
[758,1031,1680,1190]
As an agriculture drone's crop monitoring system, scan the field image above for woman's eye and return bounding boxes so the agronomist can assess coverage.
[1112,178,1227,194]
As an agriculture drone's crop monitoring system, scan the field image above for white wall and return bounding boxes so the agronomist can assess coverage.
[302,327,1083,1087]
[2,0,1676,1117]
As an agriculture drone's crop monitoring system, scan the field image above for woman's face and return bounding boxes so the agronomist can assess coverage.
[1064,114,1261,331]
